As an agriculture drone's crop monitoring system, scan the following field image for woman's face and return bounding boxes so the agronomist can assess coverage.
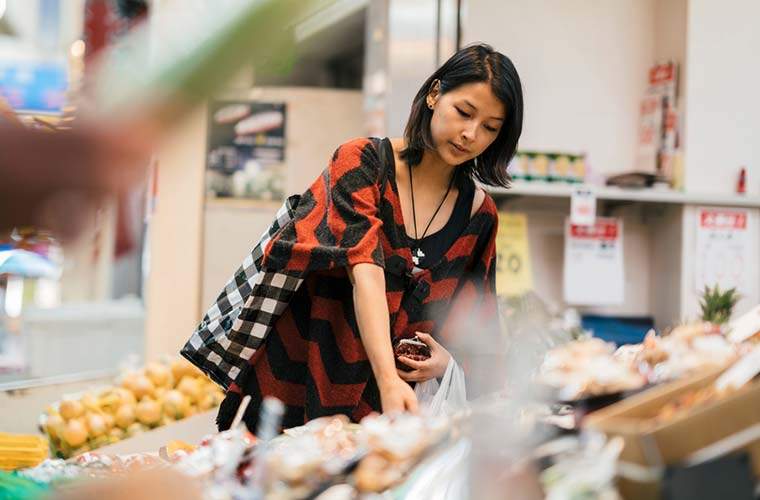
[427,81,506,167]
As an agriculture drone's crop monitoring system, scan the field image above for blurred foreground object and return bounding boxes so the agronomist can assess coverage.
[0,0,331,240]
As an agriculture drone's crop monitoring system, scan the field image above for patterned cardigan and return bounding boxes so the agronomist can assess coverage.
[217,137,500,431]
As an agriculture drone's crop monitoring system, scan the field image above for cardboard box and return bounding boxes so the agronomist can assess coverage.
[584,368,760,499]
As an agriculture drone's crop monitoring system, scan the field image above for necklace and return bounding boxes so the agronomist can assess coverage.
[408,163,456,266]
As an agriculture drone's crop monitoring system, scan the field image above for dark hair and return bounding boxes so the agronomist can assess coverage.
[400,43,523,188]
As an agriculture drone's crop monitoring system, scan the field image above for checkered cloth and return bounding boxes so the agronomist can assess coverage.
[180,195,304,390]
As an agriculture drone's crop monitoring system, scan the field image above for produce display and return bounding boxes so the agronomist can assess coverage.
[18,411,453,499]
[40,358,224,458]
[538,322,742,401]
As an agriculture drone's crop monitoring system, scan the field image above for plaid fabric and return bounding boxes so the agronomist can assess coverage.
[180,195,304,389]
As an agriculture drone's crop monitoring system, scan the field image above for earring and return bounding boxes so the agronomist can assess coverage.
[427,102,434,110]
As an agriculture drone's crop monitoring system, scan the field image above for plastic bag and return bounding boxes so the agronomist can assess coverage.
[414,357,467,416]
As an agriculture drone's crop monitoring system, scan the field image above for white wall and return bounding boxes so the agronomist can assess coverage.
[144,105,207,360]
[462,0,656,176]
[683,0,760,196]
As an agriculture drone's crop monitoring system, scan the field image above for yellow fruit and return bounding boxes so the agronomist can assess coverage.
[166,440,196,455]
[136,398,162,426]
[102,413,115,430]
[176,376,202,403]
[59,399,84,420]
[123,374,156,401]
[114,387,137,406]
[88,435,110,450]
[80,393,100,412]
[62,419,88,448]
[108,427,126,441]
[115,405,136,430]
[198,393,216,411]
[145,362,172,388]
[45,414,65,440]
[126,422,147,437]
[86,413,107,437]
[162,390,189,420]
[170,358,201,383]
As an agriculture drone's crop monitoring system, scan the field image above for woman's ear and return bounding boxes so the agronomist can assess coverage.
[426,79,441,109]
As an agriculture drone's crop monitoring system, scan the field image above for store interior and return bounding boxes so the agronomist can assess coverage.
[1,0,759,498]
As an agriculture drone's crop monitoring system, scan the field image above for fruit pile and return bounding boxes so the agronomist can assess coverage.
[41,358,224,458]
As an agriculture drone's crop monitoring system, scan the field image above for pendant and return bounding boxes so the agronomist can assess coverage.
[412,247,425,266]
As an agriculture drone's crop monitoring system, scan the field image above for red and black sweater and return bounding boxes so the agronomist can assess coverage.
[217,137,499,431]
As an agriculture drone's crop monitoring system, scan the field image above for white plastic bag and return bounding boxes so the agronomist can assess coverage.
[414,357,467,416]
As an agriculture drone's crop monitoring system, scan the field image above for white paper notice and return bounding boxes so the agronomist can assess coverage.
[695,208,750,295]
[570,188,596,226]
[563,217,624,305]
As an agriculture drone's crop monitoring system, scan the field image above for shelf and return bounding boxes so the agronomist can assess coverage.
[487,182,760,208]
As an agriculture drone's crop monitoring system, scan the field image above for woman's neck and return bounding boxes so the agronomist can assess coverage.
[413,147,457,191]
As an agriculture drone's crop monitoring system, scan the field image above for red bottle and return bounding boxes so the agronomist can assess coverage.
[737,167,747,194]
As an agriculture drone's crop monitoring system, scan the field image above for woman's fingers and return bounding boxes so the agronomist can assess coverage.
[415,332,438,347]
[397,368,423,381]
[397,356,426,370]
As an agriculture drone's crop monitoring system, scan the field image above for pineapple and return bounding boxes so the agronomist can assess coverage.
[700,285,740,325]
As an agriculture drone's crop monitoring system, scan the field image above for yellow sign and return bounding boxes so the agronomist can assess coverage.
[495,212,533,296]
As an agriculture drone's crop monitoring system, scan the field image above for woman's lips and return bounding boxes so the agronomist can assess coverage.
[449,141,469,155]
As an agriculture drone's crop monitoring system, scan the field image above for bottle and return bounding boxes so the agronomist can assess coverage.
[737,167,747,194]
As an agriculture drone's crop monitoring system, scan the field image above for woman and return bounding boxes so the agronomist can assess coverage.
[217,43,523,431]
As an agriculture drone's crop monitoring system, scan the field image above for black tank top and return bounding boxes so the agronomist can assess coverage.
[381,138,476,270]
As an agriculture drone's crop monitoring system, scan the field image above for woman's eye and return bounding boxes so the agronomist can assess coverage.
[455,107,470,118]
[484,125,498,132]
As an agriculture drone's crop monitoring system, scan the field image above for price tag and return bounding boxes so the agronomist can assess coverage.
[570,188,596,226]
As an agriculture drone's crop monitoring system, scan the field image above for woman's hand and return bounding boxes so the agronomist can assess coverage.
[377,375,419,414]
[397,332,451,382]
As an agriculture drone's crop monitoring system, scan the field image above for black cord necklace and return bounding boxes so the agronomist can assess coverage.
[408,163,456,266]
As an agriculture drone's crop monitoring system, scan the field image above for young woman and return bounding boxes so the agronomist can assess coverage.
[217,43,523,431]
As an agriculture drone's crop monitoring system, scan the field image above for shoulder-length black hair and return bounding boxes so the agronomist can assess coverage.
[400,43,523,188]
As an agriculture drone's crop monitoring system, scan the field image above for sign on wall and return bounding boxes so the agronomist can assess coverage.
[695,208,751,296]
[205,100,286,201]
[563,217,624,305]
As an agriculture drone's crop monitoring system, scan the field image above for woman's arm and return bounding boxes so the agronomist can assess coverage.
[349,262,418,414]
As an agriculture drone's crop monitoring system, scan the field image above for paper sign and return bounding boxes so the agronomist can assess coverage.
[495,212,533,297]
[695,208,750,295]
[570,188,596,226]
[563,217,624,305]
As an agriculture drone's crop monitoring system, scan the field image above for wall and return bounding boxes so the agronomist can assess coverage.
[679,0,760,319]
[462,0,656,176]
[144,105,207,361]
[683,0,760,196]
[201,87,365,309]
[497,198,656,319]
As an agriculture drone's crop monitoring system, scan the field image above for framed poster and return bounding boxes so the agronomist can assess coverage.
[205,100,286,201]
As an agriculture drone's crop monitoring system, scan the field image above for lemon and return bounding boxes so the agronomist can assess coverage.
[59,399,84,420]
